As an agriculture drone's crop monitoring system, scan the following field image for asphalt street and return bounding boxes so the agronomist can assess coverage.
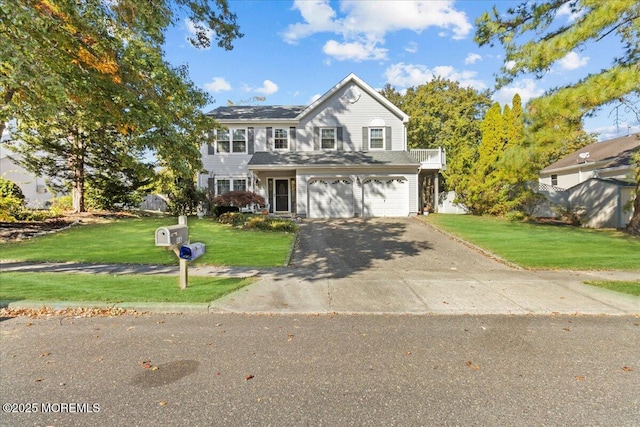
[1,314,639,426]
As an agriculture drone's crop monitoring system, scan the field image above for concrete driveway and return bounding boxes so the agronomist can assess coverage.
[210,218,639,315]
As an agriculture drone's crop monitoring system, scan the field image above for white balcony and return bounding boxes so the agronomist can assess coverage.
[410,148,446,170]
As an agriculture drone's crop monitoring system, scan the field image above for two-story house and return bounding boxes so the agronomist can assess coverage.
[198,73,445,218]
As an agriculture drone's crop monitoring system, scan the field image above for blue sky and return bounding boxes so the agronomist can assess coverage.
[162,0,639,141]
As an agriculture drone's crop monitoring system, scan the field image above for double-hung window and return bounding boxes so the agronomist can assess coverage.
[216,179,231,195]
[321,128,336,150]
[274,128,288,150]
[369,127,384,150]
[233,179,247,191]
[216,130,230,153]
[216,128,247,153]
[216,178,247,195]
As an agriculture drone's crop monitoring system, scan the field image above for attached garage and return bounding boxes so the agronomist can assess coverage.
[308,178,354,218]
[363,177,409,217]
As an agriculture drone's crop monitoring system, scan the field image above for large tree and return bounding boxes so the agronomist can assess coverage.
[393,78,493,204]
[475,0,640,234]
[1,0,242,212]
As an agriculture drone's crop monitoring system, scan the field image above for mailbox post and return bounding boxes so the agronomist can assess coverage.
[177,215,188,289]
[154,215,206,290]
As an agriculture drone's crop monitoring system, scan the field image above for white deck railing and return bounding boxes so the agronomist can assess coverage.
[409,148,446,170]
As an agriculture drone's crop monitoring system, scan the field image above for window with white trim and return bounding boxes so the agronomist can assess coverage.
[274,128,288,150]
[216,179,231,195]
[216,178,247,195]
[216,128,247,153]
[369,127,384,150]
[233,179,247,191]
[551,174,558,186]
[321,128,336,150]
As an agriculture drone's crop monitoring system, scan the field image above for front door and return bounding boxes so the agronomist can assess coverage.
[274,179,289,212]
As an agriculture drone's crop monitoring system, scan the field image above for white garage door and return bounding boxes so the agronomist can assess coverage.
[363,178,409,217]
[308,179,354,218]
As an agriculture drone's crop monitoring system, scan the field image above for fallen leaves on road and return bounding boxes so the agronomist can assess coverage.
[622,366,633,372]
[466,361,480,370]
[140,360,159,371]
[245,374,255,381]
[0,307,146,319]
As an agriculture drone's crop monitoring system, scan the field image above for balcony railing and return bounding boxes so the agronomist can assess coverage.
[409,148,446,170]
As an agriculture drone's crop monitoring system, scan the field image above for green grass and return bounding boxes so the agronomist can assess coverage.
[0,272,253,303]
[584,280,640,296]
[0,216,295,267]
[422,214,640,270]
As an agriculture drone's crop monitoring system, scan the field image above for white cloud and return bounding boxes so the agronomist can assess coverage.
[309,93,322,104]
[492,79,544,106]
[384,62,487,91]
[557,2,585,22]
[558,51,589,70]
[465,53,482,65]
[185,19,213,48]
[203,77,232,93]
[323,39,387,61]
[255,80,279,95]
[283,0,471,61]
[404,41,418,54]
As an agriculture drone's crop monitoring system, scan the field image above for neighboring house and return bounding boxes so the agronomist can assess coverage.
[537,132,639,228]
[199,73,446,218]
[0,143,53,209]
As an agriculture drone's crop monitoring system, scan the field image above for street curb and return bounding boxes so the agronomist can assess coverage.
[0,300,212,314]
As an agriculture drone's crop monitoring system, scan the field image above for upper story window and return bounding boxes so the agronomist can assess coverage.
[321,128,336,150]
[216,128,246,154]
[369,127,384,150]
[274,128,288,150]
[551,174,558,186]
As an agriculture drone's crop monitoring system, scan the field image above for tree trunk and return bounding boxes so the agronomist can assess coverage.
[626,183,640,236]
[70,133,86,213]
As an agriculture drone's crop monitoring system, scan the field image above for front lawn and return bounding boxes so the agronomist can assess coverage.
[584,280,640,297]
[422,215,640,270]
[0,272,253,303]
[0,216,295,267]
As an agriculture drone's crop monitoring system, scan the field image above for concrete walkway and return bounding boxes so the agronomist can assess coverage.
[1,218,638,315]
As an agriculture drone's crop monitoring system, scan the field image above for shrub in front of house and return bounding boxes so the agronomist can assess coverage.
[217,212,298,233]
[244,215,298,233]
[213,205,240,217]
[217,211,246,226]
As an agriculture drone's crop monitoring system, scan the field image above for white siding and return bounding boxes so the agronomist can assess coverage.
[297,82,406,152]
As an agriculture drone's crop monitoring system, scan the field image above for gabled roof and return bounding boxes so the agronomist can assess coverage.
[208,105,305,121]
[297,73,409,123]
[248,151,419,168]
[541,133,640,173]
[207,73,409,124]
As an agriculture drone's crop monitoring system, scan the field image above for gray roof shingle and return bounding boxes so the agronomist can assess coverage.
[208,106,306,121]
[541,133,639,172]
[248,151,419,167]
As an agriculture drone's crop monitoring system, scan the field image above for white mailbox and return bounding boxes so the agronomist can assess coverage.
[179,242,206,261]
[155,224,189,247]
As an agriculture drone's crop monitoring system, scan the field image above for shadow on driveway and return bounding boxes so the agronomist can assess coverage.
[288,218,433,280]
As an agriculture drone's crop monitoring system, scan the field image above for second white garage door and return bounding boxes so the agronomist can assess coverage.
[363,178,409,217]
[308,179,354,218]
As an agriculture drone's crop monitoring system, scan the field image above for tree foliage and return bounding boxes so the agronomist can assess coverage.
[385,78,492,202]
[212,191,266,208]
[475,0,640,232]
[1,0,242,212]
